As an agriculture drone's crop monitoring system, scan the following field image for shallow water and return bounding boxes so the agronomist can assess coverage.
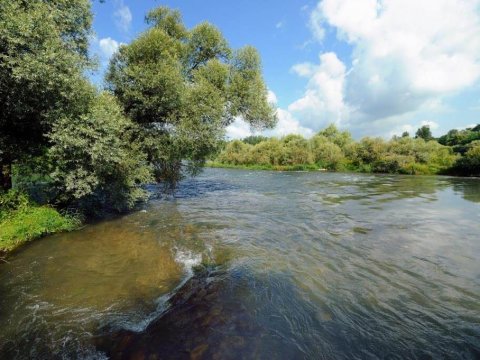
[1,169,479,359]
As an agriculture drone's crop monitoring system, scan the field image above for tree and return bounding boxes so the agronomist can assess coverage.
[282,135,312,165]
[415,125,434,141]
[450,141,480,176]
[106,6,276,185]
[310,135,344,170]
[242,135,268,146]
[48,93,152,212]
[0,0,93,191]
[402,131,410,138]
[316,124,353,149]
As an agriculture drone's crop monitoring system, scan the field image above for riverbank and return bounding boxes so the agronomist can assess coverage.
[206,161,446,175]
[207,161,322,172]
[0,191,80,257]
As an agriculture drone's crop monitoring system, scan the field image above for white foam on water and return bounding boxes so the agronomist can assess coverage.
[117,249,203,333]
[174,249,202,276]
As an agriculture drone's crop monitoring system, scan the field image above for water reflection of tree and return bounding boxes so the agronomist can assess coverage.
[449,178,480,203]
[326,175,451,204]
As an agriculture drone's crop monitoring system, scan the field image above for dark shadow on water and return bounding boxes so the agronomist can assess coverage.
[93,263,480,360]
[94,266,325,360]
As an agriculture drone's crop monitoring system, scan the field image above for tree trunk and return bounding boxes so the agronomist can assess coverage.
[1,163,12,191]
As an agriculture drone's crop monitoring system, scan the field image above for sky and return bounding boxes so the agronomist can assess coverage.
[90,0,480,139]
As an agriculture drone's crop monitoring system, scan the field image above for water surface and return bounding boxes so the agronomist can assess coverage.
[1,169,479,359]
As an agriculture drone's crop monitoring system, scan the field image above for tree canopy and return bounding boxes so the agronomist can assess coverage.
[0,0,93,189]
[106,6,276,184]
[415,125,434,141]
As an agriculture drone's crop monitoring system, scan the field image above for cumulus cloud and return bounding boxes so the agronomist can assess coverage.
[267,90,278,104]
[225,118,253,139]
[225,90,313,139]
[99,37,120,59]
[291,0,480,137]
[288,52,348,129]
[387,120,440,138]
[265,109,314,138]
[114,1,132,33]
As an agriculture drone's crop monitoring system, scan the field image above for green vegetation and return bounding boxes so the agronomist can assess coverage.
[213,124,480,176]
[106,7,276,186]
[0,191,80,254]
[0,2,274,253]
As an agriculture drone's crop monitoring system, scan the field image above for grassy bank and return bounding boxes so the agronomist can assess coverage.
[0,191,80,256]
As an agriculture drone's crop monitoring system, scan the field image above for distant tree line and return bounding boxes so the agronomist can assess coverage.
[213,124,480,176]
[0,1,276,215]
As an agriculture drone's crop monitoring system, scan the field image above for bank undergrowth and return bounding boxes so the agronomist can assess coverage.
[0,191,80,256]
[212,125,480,176]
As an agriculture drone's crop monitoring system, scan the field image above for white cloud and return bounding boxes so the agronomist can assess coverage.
[226,90,313,139]
[267,90,278,104]
[114,1,132,33]
[99,37,120,59]
[225,118,254,139]
[276,21,284,29]
[288,52,348,129]
[265,109,314,138]
[387,120,440,138]
[294,0,480,137]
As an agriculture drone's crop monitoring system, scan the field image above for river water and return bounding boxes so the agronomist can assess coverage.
[0,169,479,359]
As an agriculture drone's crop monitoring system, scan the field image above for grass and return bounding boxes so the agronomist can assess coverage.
[0,193,80,255]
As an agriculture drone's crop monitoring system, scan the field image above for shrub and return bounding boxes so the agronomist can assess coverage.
[0,190,80,253]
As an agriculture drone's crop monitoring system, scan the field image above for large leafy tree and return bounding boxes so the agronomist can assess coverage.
[49,93,152,213]
[106,6,277,185]
[0,0,93,190]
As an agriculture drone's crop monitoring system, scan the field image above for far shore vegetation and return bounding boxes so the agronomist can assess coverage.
[211,124,480,177]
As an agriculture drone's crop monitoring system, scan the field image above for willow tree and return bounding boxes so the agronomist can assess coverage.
[106,6,277,185]
[0,0,94,190]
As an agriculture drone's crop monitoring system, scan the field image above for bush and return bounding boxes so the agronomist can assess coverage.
[449,143,480,176]
[310,135,345,170]
[0,190,80,253]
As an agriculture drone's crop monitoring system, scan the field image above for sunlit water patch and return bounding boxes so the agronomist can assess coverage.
[1,169,479,359]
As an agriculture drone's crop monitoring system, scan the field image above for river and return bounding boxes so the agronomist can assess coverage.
[0,169,479,359]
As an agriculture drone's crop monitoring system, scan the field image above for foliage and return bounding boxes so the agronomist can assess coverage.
[438,126,480,156]
[0,0,93,190]
[310,135,344,170]
[317,124,353,149]
[415,125,434,141]
[214,124,460,175]
[48,93,153,212]
[106,6,276,185]
[0,190,79,253]
[242,135,269,145]
[449,142,480,176]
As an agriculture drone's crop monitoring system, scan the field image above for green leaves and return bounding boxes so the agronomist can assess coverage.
[49,93,152,212]
[106,6,277,186]
[0,0,93,181]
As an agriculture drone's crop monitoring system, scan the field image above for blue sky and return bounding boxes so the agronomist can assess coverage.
[90,0,480,139]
